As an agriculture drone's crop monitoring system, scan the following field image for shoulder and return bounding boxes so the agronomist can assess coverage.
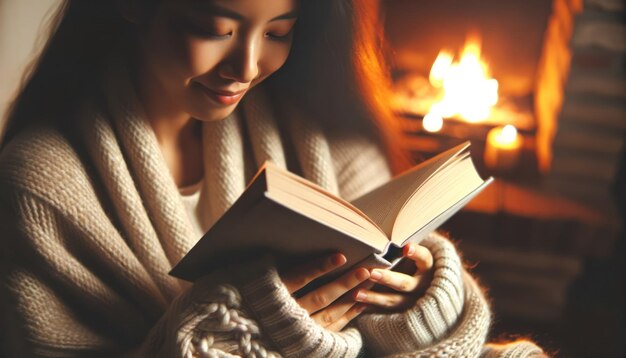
[0,124,93,207]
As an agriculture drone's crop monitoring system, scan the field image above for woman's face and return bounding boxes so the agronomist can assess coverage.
[134,0,298,122]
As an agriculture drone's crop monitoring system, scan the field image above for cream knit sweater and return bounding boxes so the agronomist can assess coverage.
[0,60,545,357]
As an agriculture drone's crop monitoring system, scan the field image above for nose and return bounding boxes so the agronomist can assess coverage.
[218,38,260,84]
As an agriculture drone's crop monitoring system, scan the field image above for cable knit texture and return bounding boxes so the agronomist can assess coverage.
[0,57,544,357]
[482,341,547,358]
[356,236,488,357]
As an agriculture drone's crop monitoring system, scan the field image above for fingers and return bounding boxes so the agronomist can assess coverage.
[403,243,433,273]
[367,243,433,293]
[325,303,368,332]
[280,253,346,293]
[297,267,369,314]
[359,244,434,311]
[354,289,413,309]
[309,292,365,329]
[369,268,421,292]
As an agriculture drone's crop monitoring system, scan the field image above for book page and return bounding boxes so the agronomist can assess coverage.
[268,164,381,231]
[391,154,487,245]
[351,142,470,237]
[395,178,493,247]
[171,197,381,281]
[265,163,390,251]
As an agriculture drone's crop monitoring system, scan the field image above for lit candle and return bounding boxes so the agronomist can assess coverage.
[484,125,522,170]
[422,113,444,133]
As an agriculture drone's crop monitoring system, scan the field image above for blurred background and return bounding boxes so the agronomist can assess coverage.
[1,0,624,357]
[383,0,625,356]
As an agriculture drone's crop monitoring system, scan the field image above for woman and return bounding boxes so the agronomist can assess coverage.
[0,0,545,356]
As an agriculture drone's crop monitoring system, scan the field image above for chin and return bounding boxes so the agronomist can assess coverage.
[190,104,238,122]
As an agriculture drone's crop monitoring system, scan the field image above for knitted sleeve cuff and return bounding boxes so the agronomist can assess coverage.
[141,256,363,357]
[482,341,547,358]
[355,232,468,355]
[237,258,364,357]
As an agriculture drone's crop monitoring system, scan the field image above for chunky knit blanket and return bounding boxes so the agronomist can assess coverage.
[0,58,545,357]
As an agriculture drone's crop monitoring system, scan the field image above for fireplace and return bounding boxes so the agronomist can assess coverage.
[383,0,624,211]
[382,0,625,353]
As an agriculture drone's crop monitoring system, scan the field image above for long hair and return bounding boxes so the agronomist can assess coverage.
[267,0,410,173]
[1,1,128,148]
[1,0,410,173]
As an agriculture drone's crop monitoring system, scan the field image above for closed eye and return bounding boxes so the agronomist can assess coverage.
[264,20,296,41]
[265,29,294,41]
[185,22,232,40]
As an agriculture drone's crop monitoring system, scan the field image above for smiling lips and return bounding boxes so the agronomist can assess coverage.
[200,85,247,105]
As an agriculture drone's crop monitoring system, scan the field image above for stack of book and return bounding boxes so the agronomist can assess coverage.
[541,0,625,212]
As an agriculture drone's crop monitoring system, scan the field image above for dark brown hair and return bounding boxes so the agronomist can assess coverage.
[1,0,410,172]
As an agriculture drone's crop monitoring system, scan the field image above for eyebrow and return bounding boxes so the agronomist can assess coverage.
[271,10,299,21]
[190,2,298,22]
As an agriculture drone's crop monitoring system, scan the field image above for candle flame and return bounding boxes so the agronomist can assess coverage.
[492,124,520,149]
[425,35,499,123]
[423,113,443,132]
[484,125,522,169]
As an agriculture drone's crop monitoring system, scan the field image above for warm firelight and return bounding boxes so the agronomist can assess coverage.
[422,113,444,132]
[492,124,520,148]
[426,35,499,123]
[484,125,523,170]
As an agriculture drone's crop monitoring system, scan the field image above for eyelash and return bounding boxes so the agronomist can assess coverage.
[185,23,231,39]
[186,22,293,42]
[265,30,293,41]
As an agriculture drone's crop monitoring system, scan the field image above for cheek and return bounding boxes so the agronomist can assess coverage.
[258,42,293,79]
[145,19,224,86]
[184,39,227,79]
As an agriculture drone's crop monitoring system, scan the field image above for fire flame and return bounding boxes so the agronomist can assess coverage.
[426,36,499,124]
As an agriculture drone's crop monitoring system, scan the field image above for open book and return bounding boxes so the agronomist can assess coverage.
[170,141,493,283]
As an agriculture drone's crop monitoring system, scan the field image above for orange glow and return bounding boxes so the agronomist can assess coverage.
[426,35,499,123]
[422,113,444,132]
[484,125,523,169]
[492,124,520,148]
[429,51,454,88]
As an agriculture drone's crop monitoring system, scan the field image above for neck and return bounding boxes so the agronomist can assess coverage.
[132,57,204,188]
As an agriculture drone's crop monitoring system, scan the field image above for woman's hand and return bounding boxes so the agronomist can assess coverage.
[354,242,434,311]
[279,253,370,332]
